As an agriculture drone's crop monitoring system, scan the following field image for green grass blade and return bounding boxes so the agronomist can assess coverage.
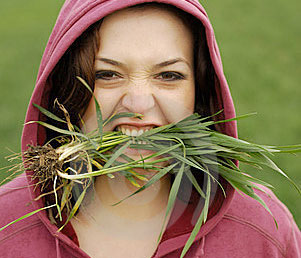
[229,181,278,228]
[113,163,178,206]
[33,103,66,123]
[203,175,211,223]
[58,184,88,231]
[141,124,175,137]
[202,112,257,128]
[60,181,73,211]
[250,152,301,194]
[103,141,131,169]
[158,163,185,242]
[180,175,211,258]
[103,112,143,126]
[76,76,103,140]
[53,176,62,222]
[124,173,140,187]
[127,169,148,181]
[26,121,88,140]
[0,204,56,232]
[184,168,206,198]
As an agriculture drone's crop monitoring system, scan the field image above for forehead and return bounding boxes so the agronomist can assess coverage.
[97,6,194,63]
[102,4,189,27]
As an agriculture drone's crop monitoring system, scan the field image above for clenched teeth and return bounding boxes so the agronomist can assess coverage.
[117,126,151,137]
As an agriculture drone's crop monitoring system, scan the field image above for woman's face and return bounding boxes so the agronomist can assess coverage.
[83,6,195,139]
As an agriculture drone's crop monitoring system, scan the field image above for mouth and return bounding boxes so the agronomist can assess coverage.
[112,124,167,160]
[113,124,158,152]
[115,125,154,136]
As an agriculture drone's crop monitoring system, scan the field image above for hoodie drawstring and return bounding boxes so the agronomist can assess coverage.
[55,238,62,258]
[196,236,206,257]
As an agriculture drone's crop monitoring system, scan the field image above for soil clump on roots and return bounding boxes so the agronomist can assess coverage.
[24,144,64,193]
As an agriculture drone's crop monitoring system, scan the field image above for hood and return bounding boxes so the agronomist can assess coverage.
[21,0,237,257]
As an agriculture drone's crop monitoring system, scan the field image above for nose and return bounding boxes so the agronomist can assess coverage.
[121,80,155,114]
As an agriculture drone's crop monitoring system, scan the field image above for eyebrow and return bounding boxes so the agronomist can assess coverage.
[96,57,191,69]
[154,58,191,69]
[96,57,125,67]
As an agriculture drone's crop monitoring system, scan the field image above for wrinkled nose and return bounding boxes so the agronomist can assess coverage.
[121,81,155,114]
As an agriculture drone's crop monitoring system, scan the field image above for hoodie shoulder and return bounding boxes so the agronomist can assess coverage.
[221,186,301,257]
[156,187,300,258]
[0,175,37,227]
[0,175,58,258]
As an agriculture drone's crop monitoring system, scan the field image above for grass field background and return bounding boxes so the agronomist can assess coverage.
[0,0,300,226]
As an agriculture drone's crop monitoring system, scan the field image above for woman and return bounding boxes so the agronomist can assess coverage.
[0,0,300,257]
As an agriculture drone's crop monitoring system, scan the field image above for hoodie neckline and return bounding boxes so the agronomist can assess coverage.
[30,177,234,257]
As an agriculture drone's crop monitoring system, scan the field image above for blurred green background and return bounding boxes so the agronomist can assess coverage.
[0,0,300,226]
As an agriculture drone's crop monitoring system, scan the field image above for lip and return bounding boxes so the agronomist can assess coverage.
[115,122,162,127]
[123,146,155,157]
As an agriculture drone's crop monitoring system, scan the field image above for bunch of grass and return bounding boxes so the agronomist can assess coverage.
[1,78,300,258]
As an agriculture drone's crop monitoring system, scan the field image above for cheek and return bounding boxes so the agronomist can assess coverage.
[82,88,124,132]
[155,85,195,123]
[182,86,195,112]
[95,87,125,128]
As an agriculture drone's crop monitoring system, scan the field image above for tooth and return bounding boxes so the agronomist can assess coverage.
[142,140,147,144]
[138,140,142,144]
[125,129,131,136]
[131,129,138,137]
[138,129,144,136]
[121,127,126,134]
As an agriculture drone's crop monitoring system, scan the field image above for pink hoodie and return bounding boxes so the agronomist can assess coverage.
[0,0,300,257]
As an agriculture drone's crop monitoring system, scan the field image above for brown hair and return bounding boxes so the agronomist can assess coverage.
[46,21,102,136]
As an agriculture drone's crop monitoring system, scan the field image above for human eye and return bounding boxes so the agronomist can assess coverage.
[95,70,123,80]
[154,71,185,82]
